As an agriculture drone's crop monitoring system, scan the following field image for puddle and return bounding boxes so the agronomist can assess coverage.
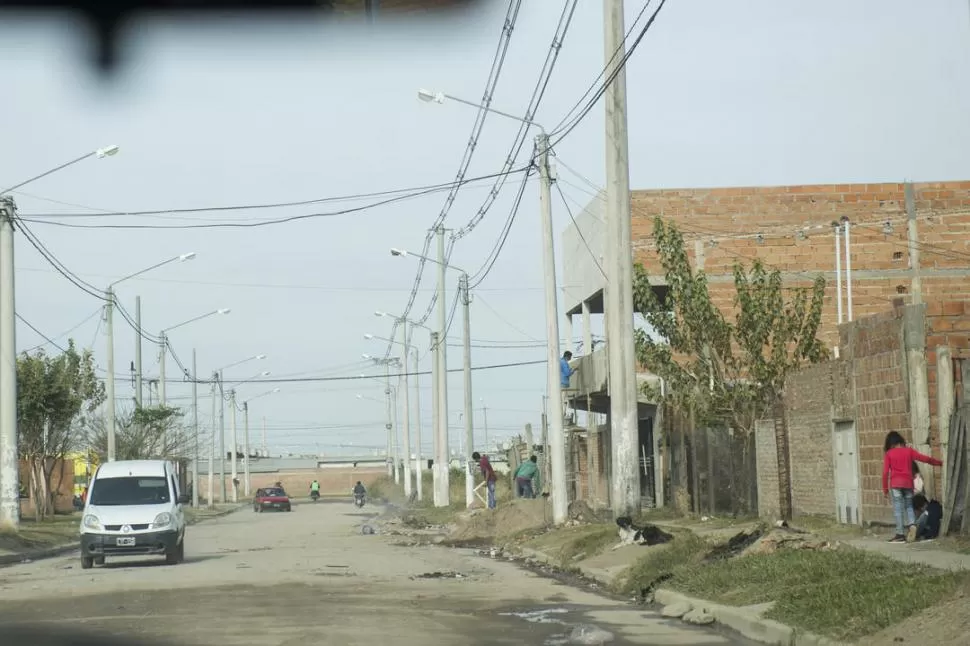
[499,606,620,645]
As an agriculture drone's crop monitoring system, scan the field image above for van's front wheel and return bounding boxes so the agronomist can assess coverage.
[165,538,184,565]
[81,556,94,570]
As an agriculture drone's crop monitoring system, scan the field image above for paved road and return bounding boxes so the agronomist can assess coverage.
[0,501,745,645]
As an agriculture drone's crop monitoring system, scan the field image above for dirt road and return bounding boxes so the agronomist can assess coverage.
[0,501,746,645]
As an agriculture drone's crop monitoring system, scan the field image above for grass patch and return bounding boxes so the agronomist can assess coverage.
[614,530,708,596]
[524,524,617,567]
[0,513,79,553]
[666,547,964,642]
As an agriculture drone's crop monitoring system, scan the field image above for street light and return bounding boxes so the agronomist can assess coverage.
[0,145,120,528]
[159,308,231,407]
[240,386,281,496]
[362,355,402,482]
[104,252,197,463]
[209,354,267,505]
[418,86,567,523]
[391,247,475,509]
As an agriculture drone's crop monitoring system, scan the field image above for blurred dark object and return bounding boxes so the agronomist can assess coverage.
[0,0,479,76]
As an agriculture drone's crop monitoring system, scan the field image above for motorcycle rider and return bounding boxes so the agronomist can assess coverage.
[353,481,366,500]
[309,480,320,498]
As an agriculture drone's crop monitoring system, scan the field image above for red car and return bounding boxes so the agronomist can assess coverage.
[253,487,291,512]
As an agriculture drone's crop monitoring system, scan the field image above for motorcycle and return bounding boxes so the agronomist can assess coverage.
[354,493,365,508]
[310,490,320,502]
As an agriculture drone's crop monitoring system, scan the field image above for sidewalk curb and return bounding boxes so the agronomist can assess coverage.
[0,504,244,568]
[514,545,845,646]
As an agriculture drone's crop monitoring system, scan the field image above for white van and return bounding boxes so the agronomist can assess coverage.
[79,459,189,569]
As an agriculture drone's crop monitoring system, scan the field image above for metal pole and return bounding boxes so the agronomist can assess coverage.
[134,296,143,408]
[400,321,413,498]
[191,349,199,508]
[384,363,394,478]
[243,402,251,496]
[159,332,167,406]
[603,0,639,519]
[105,286,117,462]
[230,389,238,502]
[536,131,567,524]
[218,372,226,502]
[413,345,423,501]
[843,217,853,321]
[435,227,451,506]
[208,372,215,508]
[430,331,441,506]
[460,274,475,508]
[262,416,267,457]
[0,199,20,527]
[834,223,843,325]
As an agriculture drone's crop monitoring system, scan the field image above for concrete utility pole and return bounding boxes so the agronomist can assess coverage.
[434,228,451,507]
[412,338,424,501]
[229,389,238,502]
[207,373,215,508]
[243,402,251,496]
[191,349,200,508]
[105,287,117,462]
[460,273,474,508]
[0,198,20,527]
[536,131,567,525]
[430,331,444,506]
[399,321,413,498]
[482,402,489,450]
[218,372,226,502]
[383,362,394,479]
[134,296,143,407]
[603,0,640,517]
[159,333,168,407]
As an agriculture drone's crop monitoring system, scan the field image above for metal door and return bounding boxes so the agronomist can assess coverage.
[833,421,860,525]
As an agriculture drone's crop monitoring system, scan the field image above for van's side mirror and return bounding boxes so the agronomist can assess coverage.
[177,494,190,505]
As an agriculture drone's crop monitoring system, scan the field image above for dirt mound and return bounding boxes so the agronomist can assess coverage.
[448,498,551,542]
[857,583,970,645]
[704,525,838,561]
[567,499,609,523]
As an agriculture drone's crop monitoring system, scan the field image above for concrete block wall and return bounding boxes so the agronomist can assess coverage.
[630,181,970,350]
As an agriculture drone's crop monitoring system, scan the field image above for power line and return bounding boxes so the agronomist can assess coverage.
[21,307,102,353]
[16,313,67,353]
[16,167,531,231]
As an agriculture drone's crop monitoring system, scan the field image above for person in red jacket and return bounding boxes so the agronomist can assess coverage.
[883,431,943,543]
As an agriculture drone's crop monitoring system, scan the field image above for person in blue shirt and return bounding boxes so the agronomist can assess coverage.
[560,351,577,388]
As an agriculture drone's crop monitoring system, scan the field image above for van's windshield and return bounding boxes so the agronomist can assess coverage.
[89,476,170,506]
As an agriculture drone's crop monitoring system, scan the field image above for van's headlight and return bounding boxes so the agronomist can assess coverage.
[82,514,101,531]
[151,513,173,529]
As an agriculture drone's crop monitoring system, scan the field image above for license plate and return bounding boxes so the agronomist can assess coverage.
[116,537,135,547]
[273,503,281,507]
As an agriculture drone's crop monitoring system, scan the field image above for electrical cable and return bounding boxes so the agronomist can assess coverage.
[21,307,102,353]
[16,313,68,353]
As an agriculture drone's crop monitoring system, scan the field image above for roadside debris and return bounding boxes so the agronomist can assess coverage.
[568,623,615,644]
[412,570,466,580]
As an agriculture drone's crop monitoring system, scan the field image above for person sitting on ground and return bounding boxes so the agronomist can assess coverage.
[472,451,497,510]
[912,493,943,541]
[882,431,943,543]
[513,455,539,499]
[353,481,366,497]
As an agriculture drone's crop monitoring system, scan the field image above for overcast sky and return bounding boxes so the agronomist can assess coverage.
[2,0,969,458]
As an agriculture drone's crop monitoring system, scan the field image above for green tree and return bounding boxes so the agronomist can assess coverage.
[81,405,188,461]
[633,216,827,518]
[17,341,105,520]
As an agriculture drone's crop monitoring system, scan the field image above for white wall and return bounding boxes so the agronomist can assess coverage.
[561,192,607,315]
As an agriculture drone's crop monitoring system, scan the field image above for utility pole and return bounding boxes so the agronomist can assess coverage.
[191,349,199,508]
[391,384,401,484]
[134,296,143,408]
[482,404,489,450]
[604,0,640,517]
[207,373,215,508]
[218,372,226,502]
[383,362,394,479]
[536,131,567,525]
[460,273,474,508]
[262,416,268,457]
[430,331,442,506]
[105,286,116,462]
[0,197,20,527]
[229,389,238,502]
[243,402,251,496]
[159,332,168,406]
[435,227,451,506]
[412,341,423,501]
[399,321,413,498]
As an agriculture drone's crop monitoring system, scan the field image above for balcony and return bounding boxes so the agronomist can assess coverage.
[564,347,661,416]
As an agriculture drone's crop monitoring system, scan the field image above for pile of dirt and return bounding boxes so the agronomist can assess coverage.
[704,525,839,561]
[857,582,970,645]
[567,499,609,524]
[448,498,551,542]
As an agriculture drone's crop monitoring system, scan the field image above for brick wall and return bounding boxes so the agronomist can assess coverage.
[754,420,779,519]
[19,459,76,516]
[570,425,610,509]
[632,181,970,350]
[784,364,837,517]
[925,300,970,460]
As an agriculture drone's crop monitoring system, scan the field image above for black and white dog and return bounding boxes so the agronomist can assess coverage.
[613,516,674,549]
